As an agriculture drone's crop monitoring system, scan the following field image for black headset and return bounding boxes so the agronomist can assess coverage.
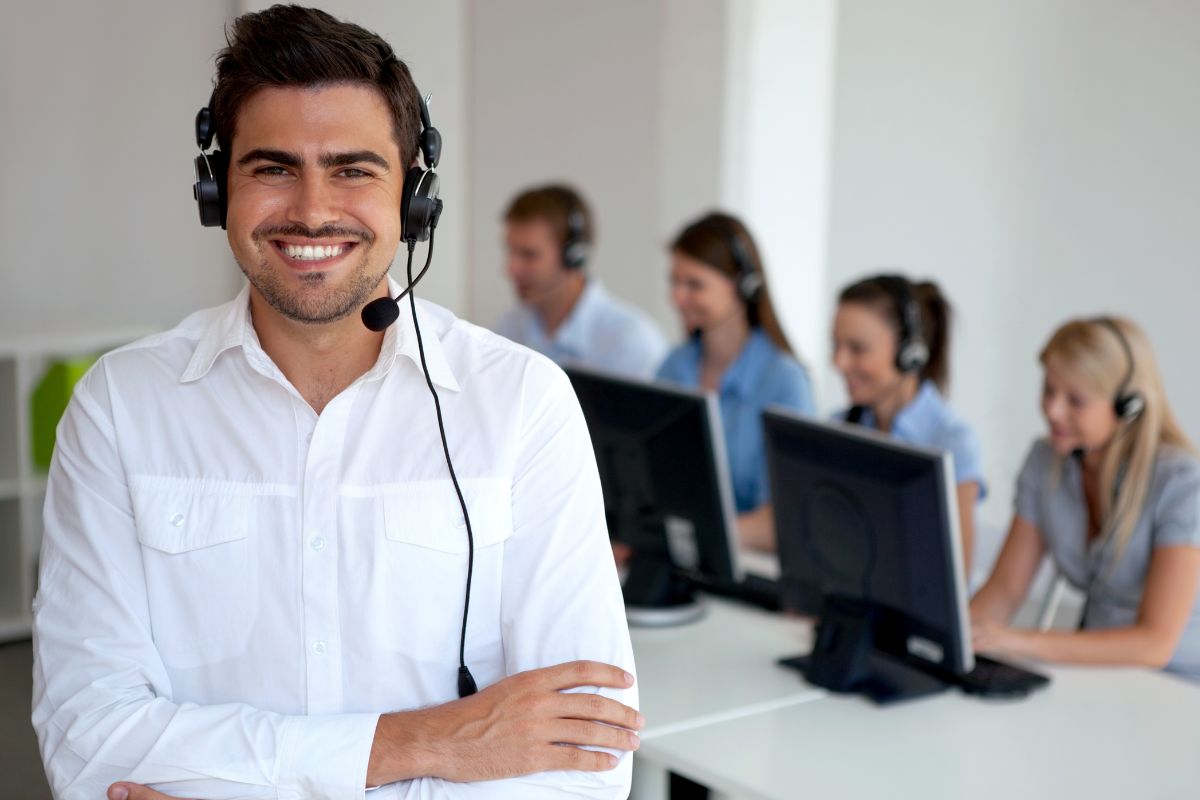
[724,223,764,304]
[193,93,228,229]
[562,202,590,270]
[874,274,930,374]
[1094,317,1145,422]
[192,91,443,243]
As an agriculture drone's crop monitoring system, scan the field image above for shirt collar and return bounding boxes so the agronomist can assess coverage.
[890,379,944,439]
[180,283,253,383]
[856,379,943,434]
[720,329,775,399]
[547,279,606,356]
[668,329,774,399]
[180,277,460,392]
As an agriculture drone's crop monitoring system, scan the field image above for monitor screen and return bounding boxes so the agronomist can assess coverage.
[566,365,742,588]
[764,409,973,677]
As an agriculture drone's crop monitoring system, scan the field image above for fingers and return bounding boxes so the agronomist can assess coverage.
[548,719,641,752]
[108,783,187,800]
[529,660,636,692]
[555,691,644,731]
[536,744,621,773]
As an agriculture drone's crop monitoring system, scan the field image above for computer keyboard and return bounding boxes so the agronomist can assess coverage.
[957,654,1051,698]
[695,572,782,611]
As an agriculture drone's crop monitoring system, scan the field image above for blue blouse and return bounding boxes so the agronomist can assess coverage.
[657,329,815,513]
[834,380,987,497]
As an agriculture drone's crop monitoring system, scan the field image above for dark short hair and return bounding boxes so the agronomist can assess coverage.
[503,184,594,248]
[211,4,422,167]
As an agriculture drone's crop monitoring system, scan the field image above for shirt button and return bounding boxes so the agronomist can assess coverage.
[312,640,327,655]
[454,515,466,528]
[310,536,326,552]
[306,432,313,443]
[169,513,185,527]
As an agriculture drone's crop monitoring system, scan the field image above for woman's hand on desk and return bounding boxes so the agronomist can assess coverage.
[972,620,1033,658]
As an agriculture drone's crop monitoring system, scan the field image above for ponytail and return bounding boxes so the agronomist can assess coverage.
[913,281,952,393]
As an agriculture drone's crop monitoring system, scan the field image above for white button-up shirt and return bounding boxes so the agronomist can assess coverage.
[31,281,636,800]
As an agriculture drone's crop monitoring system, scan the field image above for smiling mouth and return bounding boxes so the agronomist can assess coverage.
[272,240,357,265]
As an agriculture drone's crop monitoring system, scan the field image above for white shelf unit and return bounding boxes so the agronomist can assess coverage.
[0,328,153,642]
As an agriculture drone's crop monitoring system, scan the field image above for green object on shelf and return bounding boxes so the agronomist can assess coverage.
[30,356,97,473]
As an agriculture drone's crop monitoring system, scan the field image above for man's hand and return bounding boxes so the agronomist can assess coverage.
[369,660,642,785]
[107,783,189,800]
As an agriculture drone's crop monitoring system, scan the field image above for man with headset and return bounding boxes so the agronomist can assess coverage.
[31,6,639,800]
[495,184,668,379]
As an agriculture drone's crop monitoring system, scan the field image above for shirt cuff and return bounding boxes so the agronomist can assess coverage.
[276,712,382,800]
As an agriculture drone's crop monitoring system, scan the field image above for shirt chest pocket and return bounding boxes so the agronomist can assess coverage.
[378,478,512,660]
[130,480,258,669]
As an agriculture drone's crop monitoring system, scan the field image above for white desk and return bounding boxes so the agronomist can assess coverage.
[636,630,1200,800]
[629,596,824,798]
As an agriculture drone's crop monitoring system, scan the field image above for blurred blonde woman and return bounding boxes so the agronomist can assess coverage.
[971,317,1200,678]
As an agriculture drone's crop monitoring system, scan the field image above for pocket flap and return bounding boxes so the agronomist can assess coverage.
[130,477,251,554]
[382,477,512,553]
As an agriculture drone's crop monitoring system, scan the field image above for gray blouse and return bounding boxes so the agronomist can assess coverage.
[1015,438,1200,680]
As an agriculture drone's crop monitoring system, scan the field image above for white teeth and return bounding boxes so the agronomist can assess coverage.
[282,243,346,260]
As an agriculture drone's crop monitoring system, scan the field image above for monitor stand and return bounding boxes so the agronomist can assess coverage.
[778,594,949,704]
[619,516,706,627]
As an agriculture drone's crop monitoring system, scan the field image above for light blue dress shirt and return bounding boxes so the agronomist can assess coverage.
[657,329,815,513]
[494,281,668,380]
[834,379,987,498]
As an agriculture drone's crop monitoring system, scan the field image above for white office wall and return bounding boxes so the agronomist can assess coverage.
[825,0,1200,525]
[467,0,666,333]
[0,0,237,338]
[723,0,837,386]
[657,0,729,341]
[465,0,736,336]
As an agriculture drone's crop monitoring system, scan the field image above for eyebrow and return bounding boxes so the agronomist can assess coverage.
[236,148,391,171]
[320,150,390,170]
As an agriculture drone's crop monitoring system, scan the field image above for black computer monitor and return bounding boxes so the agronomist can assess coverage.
[566,365,743,625]
[764,408,974,703]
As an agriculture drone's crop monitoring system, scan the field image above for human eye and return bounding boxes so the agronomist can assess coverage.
[253,165,294,184]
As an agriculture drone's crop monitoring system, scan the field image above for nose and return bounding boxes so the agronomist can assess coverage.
[670,283,688,310]
[286,174,338,230]
[1042,393,1066,424]
[505,253,522,280]
[832,345,850,373]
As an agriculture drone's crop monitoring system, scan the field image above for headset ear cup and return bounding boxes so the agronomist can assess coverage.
[896,341,930,373]
[402,166,440,242]
[738,271,764,303]
[563,241,589,269]
[193,149,228,229]
[1115,392,1146,421]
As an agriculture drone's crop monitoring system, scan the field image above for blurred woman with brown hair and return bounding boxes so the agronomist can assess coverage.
[832,274,985,574]
[656,212,814,551]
